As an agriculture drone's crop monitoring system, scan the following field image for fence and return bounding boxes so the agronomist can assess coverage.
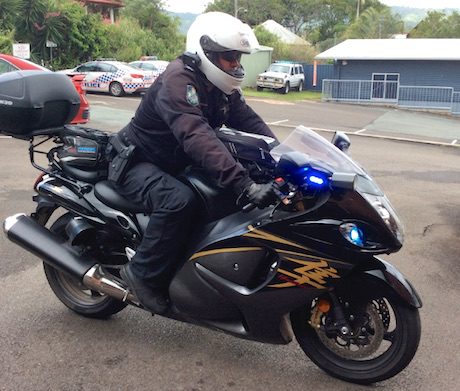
[322,79,460,115]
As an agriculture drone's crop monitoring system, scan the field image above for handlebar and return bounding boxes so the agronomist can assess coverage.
[239,177,297,213]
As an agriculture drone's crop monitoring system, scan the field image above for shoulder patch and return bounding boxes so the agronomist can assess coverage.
[186,84,199,106]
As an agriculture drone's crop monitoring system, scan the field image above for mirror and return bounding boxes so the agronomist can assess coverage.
[331,131,351,153]
[331,172,356,190]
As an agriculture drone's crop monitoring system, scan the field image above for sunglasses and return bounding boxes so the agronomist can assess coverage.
[219,51,242,63]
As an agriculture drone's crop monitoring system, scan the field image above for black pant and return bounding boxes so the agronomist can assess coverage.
[117,161,197,290]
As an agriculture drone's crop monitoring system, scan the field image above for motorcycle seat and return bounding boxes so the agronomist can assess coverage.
[94,180,145,213]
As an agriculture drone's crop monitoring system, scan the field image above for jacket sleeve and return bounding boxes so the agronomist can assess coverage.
[226,91,278,141]
[152,68,252,194]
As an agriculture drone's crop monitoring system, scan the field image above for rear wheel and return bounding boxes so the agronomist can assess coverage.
[291,275,421,384]
[109,81,124,97]
[43,214,127,318]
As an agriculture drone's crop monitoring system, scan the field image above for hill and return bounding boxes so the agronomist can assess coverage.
[166,12,197,35]
[390,7,460,31]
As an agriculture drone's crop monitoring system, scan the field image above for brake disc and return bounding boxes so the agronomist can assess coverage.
[316,303,385,359]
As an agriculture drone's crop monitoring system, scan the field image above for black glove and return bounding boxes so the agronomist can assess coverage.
[244,182,277,208]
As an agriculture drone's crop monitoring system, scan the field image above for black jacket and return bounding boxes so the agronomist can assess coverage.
[122,54,277,193]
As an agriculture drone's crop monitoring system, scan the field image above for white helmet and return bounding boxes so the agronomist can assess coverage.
[186,12,260,95]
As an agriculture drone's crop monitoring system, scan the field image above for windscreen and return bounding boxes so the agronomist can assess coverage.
[270,126,367,175]
[268,64,290,73]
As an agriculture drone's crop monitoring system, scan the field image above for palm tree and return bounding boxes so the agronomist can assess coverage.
[16,0,66,62]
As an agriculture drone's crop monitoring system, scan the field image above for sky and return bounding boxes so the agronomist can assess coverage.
[164,0,460,14]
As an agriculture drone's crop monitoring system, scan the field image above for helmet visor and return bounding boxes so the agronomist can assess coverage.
[219,51,242,63]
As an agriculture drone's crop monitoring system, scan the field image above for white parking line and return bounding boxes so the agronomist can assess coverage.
[88,100,109,105]
[0,136,12,139]
[268,119,289,125]
[271,123,460,148]
[355,128,367,134]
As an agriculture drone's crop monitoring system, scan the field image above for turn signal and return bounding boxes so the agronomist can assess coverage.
[318,298,331,313]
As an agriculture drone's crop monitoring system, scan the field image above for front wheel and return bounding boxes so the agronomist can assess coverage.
[279,82,290,94]
[291,275,421,384]
[43,214,127,318]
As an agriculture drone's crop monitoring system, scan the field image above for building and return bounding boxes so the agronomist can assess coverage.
[260,20,310,46]
[315,39,460,113]
[79,0,123,24]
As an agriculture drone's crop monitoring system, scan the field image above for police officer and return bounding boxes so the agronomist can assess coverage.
[117,12,278,314]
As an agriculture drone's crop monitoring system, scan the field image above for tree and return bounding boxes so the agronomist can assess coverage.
[0,0,20,30]
[344,6,403,39]
[13,0,68,63]
[121,0,184,60]
[206,0,288,27]
[52,0,110,68]
[409,11,460,38]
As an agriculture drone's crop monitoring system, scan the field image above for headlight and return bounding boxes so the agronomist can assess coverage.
[362,193,405,245]
[339,223,365,247]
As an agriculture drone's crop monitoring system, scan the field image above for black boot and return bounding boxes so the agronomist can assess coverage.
[120,263,169,314]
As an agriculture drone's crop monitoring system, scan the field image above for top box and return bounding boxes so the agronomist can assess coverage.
[0,71,80,138]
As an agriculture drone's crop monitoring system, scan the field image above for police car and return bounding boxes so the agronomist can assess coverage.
[58,60,154,97]
[129,60,169,76]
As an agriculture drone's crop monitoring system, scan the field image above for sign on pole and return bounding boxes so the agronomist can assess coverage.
[12,43,30,59]
[46,40,57,48]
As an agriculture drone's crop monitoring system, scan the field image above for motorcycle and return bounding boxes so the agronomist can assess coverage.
[1,71,421,384]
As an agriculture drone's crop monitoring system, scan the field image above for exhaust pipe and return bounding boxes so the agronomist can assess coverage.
[3,214,137,304]
[4,214,96,277]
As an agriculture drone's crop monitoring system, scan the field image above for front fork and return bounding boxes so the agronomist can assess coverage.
[309,291,354,337]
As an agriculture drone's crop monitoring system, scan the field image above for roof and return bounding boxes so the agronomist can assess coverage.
[315,39,460,61]
[260,20,310,46]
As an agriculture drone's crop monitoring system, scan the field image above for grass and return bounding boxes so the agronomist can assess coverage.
[242,87,322,101]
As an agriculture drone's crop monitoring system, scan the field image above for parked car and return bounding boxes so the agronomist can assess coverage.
[130,60,169,73]
[139,55,158,61]
[0,53,90,124]
[256,62,305,94]
[58,60,155,97]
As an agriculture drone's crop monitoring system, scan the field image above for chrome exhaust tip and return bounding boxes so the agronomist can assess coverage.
[83,265,139,305]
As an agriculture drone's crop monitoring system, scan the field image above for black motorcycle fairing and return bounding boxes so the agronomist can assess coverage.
[37,176,99,219]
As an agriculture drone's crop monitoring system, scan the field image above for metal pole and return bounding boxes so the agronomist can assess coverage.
[234,0,238,17]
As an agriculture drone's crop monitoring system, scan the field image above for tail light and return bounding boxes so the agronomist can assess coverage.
[34,172,46,190]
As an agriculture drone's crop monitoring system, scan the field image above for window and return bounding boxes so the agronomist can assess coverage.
[97,63,116,72]
[77,63,95,72]
[0,59,17,74]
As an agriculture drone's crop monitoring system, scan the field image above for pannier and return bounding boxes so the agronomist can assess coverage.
[57,126,110,168]
[0,71,80,138]
[56,126,111,183]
